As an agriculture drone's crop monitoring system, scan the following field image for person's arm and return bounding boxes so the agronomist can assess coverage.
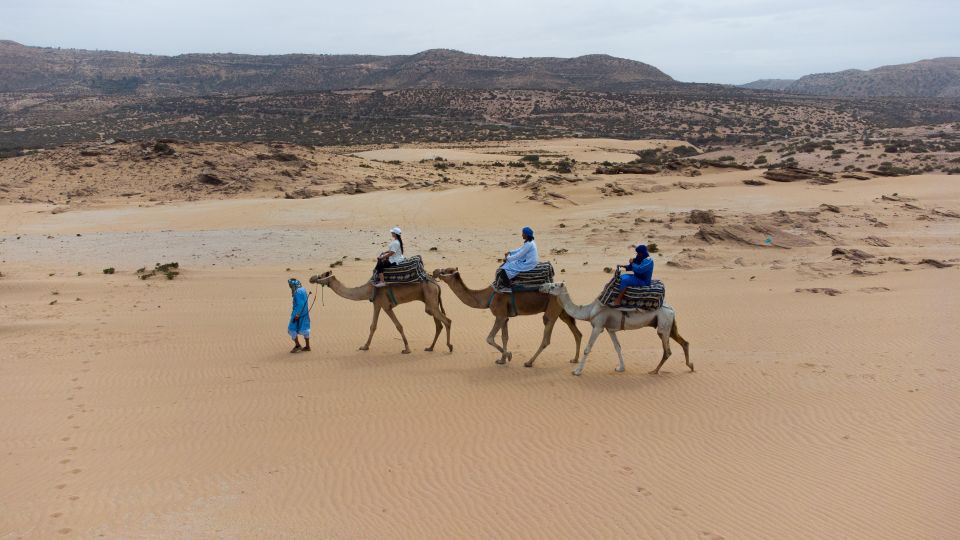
[636,257,653,275]
[509,243,532,261]
[292,290,307,320]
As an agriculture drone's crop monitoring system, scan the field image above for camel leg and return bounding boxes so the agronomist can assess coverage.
[423,306,453,353]
[670,319,693,372]
[523,313,558,368]
[574,324,605,376]
[607,329,626,373]
[559,311,582,364]
[497,319,513,365]
[383,307,411,354]
[650,325,673,375]
[425,315,442,352]
[360,304,381,351]
[486,317,507,359]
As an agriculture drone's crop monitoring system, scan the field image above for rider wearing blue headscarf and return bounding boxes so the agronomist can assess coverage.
[613,244,654,306]
[497,226,538,288]
[287,278,311,353]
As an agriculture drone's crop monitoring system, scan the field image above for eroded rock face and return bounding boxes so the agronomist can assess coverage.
[696,223,814,249]
[686,209,717,224]
[594,164,659,175]
[762,167,834,183]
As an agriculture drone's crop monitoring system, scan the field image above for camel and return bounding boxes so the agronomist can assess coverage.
[539,282,692,376]
[432,268,581,367]
[309,271,452,354]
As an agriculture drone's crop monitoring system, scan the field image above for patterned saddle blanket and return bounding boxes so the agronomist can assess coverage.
[494,262,555,292]
[372,255,431,284]
[598,277,665,310]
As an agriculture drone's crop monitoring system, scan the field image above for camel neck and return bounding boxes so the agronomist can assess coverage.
[327,276,374,301]
[444,274,493,309]
[555,289,596,321]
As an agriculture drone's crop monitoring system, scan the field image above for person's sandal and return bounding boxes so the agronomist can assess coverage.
[290,345,302,353]
[302,347,311,352]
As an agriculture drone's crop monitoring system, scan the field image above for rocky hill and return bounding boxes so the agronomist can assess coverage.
[740,79,795,91]
[0,40,672,96]
[743,58,960,97]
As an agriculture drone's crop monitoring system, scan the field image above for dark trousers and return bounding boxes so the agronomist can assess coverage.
[495,268,511,288]
[375,259,397,273]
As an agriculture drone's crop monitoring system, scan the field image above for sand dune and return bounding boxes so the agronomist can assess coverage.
[1,145,959,538]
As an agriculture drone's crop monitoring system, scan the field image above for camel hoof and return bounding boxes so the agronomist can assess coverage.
[424,347,434,352]
[569,358,578,364]
[401,349,411,355]
[615,366,625,373]
[359,346,369,351]
[688,365,695,372]
[523,361,534,368]
[572,370,582,376]
[648,369,660,375]
[496,358,507,365]
[447,344,454,353]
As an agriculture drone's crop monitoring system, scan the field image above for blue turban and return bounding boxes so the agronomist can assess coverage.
[288,278,302,290]
[522,226,534,239]
[635,244,649,259]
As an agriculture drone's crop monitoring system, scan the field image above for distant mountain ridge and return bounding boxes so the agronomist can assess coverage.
[0,40,673,96]
[743,58,960,97]
[740,79,795,91]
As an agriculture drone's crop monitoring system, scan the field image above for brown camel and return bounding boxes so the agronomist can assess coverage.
[432,268,581,366]
[309,271,452,354]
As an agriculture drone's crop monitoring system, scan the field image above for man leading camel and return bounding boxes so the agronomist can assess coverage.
[497,226,538,290]
[287,278,311,353]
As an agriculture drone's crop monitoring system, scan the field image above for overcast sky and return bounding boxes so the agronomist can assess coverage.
[3,0,957,84]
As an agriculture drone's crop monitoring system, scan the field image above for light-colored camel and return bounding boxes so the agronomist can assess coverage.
[432,268,581,366]
[309,271,452,354]
[539,282,692,376]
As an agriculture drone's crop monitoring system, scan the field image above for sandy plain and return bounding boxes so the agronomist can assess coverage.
[1,139,959,538]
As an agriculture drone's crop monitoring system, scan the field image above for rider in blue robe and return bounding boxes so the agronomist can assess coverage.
[613,244,654,306]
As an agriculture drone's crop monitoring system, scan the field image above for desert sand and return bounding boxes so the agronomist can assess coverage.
[2,139,959,538]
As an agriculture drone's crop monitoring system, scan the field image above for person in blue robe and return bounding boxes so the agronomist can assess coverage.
[287,278,311,353]
[613,244,654,306]
[497,226,538,288]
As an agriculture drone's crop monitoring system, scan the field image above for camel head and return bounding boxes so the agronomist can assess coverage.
[431,267,459,281]
[309,271,334,285]
[538,282,566,296]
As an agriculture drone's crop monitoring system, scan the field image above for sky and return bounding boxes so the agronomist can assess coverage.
[2,0,958,84]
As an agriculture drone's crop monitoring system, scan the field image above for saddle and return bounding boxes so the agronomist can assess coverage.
[598,274,665,311]
[372,255,431,284]
[494,262,555,292]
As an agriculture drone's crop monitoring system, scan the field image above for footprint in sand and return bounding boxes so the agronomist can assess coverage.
[51,512,63,518]
[55,483,67,490]
[59,459,71,464]
[672,505,689,517]
[69,469,82,475]
[700,532,725,540]
[57,528,72,535]
[636,486,653,496]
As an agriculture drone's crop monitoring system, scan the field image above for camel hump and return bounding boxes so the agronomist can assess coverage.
[373,255,432,284]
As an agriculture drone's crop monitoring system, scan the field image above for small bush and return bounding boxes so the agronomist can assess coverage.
[102,267,115,274]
